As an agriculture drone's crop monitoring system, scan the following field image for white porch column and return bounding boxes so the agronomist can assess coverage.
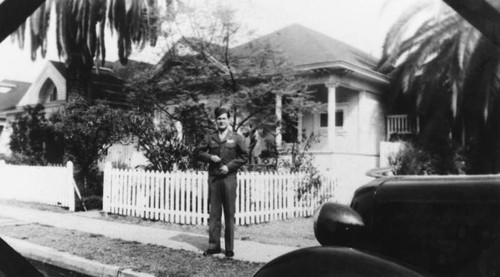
[326,82,338,151]
[275,93,283,148]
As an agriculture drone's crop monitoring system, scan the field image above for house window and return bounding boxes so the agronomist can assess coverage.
[320,113,328,127]
[39,78,57,103]
[49,87,58,101]
[336,110,344,127]
[319,110,344,128]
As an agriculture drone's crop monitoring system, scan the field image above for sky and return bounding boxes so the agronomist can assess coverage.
[0,0,432,83]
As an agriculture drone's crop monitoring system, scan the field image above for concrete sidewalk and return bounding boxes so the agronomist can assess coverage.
[0,204,298,264]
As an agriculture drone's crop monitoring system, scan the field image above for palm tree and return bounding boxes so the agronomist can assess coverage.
[10,0,177,99]
[379,2,500,173]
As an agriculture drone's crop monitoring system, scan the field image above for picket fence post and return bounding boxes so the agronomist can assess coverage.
[103,162,112,212]
[66,161,76,212]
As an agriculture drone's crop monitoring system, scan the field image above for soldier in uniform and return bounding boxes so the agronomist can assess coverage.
[195,107,248,258]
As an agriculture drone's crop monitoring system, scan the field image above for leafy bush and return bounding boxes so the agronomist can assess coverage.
[49,97,127,192]
[129,112,194,172]
[8,104,62,165]
[390,140,466,175]
[278,133,323,200]
[174,101,214,147]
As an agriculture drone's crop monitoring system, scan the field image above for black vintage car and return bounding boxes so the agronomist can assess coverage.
[255,175,500,277]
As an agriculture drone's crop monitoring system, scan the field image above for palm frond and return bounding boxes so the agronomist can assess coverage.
[10,21,26,49]
[415,36,459,115]
[379,13,462,73]
[478,53,500,122]
[25,0,53,60]
[398,14,462,58]
[379,2,433,65]
[56,0,69,63]
[457,25,481,70]
[386,15,464,91]
[10,0,174,68]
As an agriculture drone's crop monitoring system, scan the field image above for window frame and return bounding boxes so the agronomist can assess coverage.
[318,106,346,130]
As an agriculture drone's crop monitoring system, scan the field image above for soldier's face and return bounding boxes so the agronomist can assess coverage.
[216,113,229,131]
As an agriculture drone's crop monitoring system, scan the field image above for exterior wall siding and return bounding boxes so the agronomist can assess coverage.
[312,151,377,204]
[357,92,386,156]
[333,89,360,153]
[303,86,385,158]
[17,63,66,107]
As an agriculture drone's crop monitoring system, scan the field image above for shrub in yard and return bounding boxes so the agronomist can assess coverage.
[8,104,64,165]
[390,140,466,175]
[49,97,127,193]
[81,196,103,211]
[278,133,323,201]
[128,112,194,172]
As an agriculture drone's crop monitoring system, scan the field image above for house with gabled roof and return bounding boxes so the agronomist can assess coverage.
[0,60,134,158]
[229,24,391,193]
[148,24,402,199]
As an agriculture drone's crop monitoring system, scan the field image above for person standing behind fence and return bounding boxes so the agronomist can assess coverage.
[194,107,248,258]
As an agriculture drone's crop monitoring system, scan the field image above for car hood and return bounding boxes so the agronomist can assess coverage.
[355,175,500,204]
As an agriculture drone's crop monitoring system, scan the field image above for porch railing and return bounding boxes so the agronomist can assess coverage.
[386,114,419,139]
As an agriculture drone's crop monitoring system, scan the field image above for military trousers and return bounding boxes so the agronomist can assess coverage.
[207,173,237,251]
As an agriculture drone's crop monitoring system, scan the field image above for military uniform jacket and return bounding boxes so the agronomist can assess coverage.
[195,131,248,176]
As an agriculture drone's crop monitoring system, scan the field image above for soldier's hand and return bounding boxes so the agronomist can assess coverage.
[211,155,221,163]
[220,165,229,174]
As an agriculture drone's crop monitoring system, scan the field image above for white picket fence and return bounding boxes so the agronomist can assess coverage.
[103,163,337,225]
[0,161,77,211]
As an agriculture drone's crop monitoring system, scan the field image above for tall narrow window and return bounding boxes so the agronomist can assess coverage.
[39,79,57,103]
[320,113,328,127]
[49,87,58,101]
[335,110,344,127]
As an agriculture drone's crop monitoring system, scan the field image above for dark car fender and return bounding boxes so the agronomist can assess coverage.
[254,246,428,277]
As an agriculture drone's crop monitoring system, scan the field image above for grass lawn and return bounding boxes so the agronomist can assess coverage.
[90,212,319,248]
[0,224,262,276]
[0,199,320,276]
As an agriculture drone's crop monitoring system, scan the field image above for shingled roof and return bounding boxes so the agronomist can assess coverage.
[0,80,31,112]
[231,24,378,70]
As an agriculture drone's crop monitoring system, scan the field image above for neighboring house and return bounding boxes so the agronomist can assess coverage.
[0,61,68,157]
[0,60,134,159]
